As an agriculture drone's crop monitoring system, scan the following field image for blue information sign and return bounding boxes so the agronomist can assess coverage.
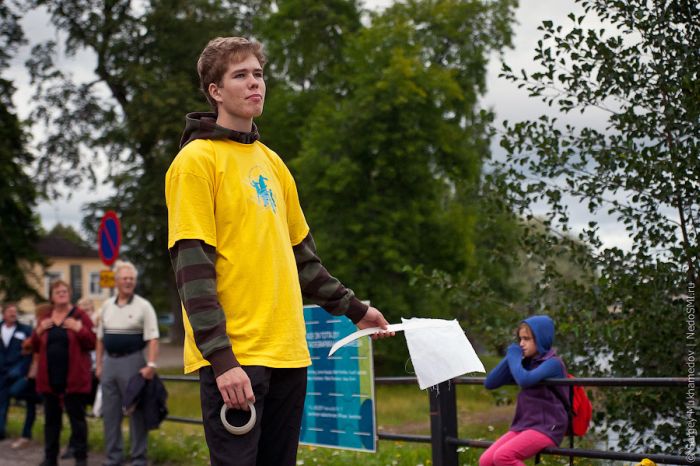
[300,305,376,452]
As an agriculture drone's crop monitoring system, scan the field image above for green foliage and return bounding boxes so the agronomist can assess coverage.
[255,0,362,160]
[23,0,271,333]
[22,0,519,360]
[494,0,699,452]
[291,0,517,369]
[0,2,45,301]
[259,0,361,89]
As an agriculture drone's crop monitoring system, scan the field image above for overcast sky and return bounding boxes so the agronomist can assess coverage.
[7,0,635,251]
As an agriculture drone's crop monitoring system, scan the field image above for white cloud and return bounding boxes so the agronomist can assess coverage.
[36,185,104,235]
[482,0,610,130]
[480,1,655,253]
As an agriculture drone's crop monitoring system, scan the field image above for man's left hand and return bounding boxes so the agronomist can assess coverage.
[356,306,395,339]
[140,365,156,380]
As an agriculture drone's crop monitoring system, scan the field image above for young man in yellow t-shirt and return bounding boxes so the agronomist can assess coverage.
[165,37,392,466]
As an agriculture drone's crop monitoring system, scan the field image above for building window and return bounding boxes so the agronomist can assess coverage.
[90,272,101,296]
[70,264,82,302]
[44,271,63,298]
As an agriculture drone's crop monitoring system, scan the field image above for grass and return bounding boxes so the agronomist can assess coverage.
[4,356,605,465]
[5,408,106,454]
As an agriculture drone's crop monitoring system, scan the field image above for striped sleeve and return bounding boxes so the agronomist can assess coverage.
[293,233,368,323]
[169,239,238,376]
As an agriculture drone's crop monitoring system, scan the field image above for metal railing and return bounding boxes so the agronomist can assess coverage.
[160,374,698,465]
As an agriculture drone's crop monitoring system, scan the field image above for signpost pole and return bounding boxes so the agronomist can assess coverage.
[98,210,121,296]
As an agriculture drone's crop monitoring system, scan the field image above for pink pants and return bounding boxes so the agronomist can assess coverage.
[479,430,556,466]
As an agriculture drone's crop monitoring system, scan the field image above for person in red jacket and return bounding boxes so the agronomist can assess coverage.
[31,280,95,466]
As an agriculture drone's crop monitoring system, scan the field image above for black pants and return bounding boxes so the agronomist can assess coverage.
[200,365,307,466]
[43,393,87,464]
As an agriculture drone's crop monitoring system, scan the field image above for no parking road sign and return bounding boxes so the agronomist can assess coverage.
[98,210,122,266]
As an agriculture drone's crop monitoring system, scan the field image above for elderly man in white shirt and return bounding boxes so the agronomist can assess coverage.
[96,261,159,466]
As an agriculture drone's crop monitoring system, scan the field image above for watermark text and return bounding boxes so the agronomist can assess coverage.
[685,281,697,463]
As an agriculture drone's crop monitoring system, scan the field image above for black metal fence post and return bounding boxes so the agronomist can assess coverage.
[429,380,459,466]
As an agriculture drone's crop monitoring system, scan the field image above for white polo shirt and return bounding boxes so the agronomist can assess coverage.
[98,294,159,354]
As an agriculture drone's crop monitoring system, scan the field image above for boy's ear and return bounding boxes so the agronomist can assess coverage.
[208,83,223,104]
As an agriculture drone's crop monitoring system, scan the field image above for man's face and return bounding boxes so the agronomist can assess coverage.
[209,54,266,127]
[116,268,137,297]
[2,305,18,326]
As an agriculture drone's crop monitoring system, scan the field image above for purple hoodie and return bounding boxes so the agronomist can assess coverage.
[484,315,568,445]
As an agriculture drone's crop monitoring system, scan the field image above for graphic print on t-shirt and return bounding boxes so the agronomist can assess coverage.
[249,166,277,213]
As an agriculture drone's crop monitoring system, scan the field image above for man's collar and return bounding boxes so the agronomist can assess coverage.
[116,293,135,305]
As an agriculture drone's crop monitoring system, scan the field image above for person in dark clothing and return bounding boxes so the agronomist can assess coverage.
[31,280,95,466]
[62,297,100,460]
[0,302,34,446]
[480,315,568,466]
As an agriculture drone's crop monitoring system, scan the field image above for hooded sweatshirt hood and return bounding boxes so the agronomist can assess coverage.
[179,112,260,149]
[522,315,555,355]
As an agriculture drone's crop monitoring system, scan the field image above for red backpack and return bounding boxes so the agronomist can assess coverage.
[567,374,593,436]
[549,373,593,436]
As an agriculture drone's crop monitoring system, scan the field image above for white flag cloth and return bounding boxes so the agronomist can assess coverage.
[401,318,485,389]
[328,317,485,390]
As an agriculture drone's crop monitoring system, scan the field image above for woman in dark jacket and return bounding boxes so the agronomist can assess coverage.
[31,280,95,466]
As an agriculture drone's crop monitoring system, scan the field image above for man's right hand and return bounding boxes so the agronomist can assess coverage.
[357,306,394,339]
[216,367,255,411]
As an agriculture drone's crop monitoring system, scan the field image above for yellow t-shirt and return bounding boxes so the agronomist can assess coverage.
[165,138,311,373]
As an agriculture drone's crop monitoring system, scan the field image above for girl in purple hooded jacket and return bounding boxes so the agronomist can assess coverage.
[479,315,568,466]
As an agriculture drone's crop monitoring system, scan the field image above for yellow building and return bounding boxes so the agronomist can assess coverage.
[18,233,112,321]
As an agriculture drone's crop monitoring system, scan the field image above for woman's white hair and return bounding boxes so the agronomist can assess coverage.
[114,260,138,280]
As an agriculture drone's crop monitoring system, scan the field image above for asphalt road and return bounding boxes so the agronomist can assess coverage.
[0,437,108,466]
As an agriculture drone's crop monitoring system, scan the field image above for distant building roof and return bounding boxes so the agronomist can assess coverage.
[37,233,98,259]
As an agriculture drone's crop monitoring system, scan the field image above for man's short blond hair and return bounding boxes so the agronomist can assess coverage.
[114,260,138,280]
[197,37,267,110]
